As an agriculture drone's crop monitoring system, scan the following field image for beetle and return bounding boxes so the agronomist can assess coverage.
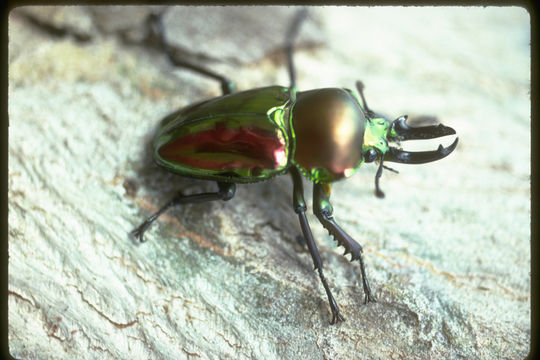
[131,10,458,324]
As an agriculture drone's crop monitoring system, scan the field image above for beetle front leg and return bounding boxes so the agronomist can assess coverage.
[285,9,308,90]
[313,183,377,304]
[131,182,236,242]
[290,167,344,324]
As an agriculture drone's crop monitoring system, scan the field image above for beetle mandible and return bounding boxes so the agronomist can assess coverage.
[131,9,458,324]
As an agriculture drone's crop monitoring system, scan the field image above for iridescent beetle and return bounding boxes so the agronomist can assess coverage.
[132,10,458,324]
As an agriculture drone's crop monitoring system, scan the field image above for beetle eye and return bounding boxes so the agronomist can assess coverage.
[364,149,378,163]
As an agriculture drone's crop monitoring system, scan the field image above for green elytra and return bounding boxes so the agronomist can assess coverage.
[132,9,458,324]
[153,86,292,182]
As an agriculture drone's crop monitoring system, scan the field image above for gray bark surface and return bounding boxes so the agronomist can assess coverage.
[8,6,530,359]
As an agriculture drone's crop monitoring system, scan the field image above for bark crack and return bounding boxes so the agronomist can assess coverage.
[74,288,138,329]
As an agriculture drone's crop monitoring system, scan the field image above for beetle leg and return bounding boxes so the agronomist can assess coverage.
[290,167,344,324]
[285,9,308,90]
[147,12,236,95]
[313,183,377,304]
[131,182,235,242]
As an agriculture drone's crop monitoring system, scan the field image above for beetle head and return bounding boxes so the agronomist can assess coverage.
[355,81,458,198]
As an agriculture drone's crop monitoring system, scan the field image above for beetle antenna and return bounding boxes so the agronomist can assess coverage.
[355,81,374,116]
[383,165,399,174]
[374,154,385,198]
[286,8,308,90]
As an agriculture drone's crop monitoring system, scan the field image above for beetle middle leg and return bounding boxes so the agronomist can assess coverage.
[285,8,308,90]
[290,167,345,324]
[147,12,236,95]
[131,182,235,242]
[313,183,377,304]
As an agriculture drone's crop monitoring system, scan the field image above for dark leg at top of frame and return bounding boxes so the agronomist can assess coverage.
[285,8,308,90]
[147,12,236,96]
[148,9,308,95]
[313,183,377,304]
[290,167,345,324]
